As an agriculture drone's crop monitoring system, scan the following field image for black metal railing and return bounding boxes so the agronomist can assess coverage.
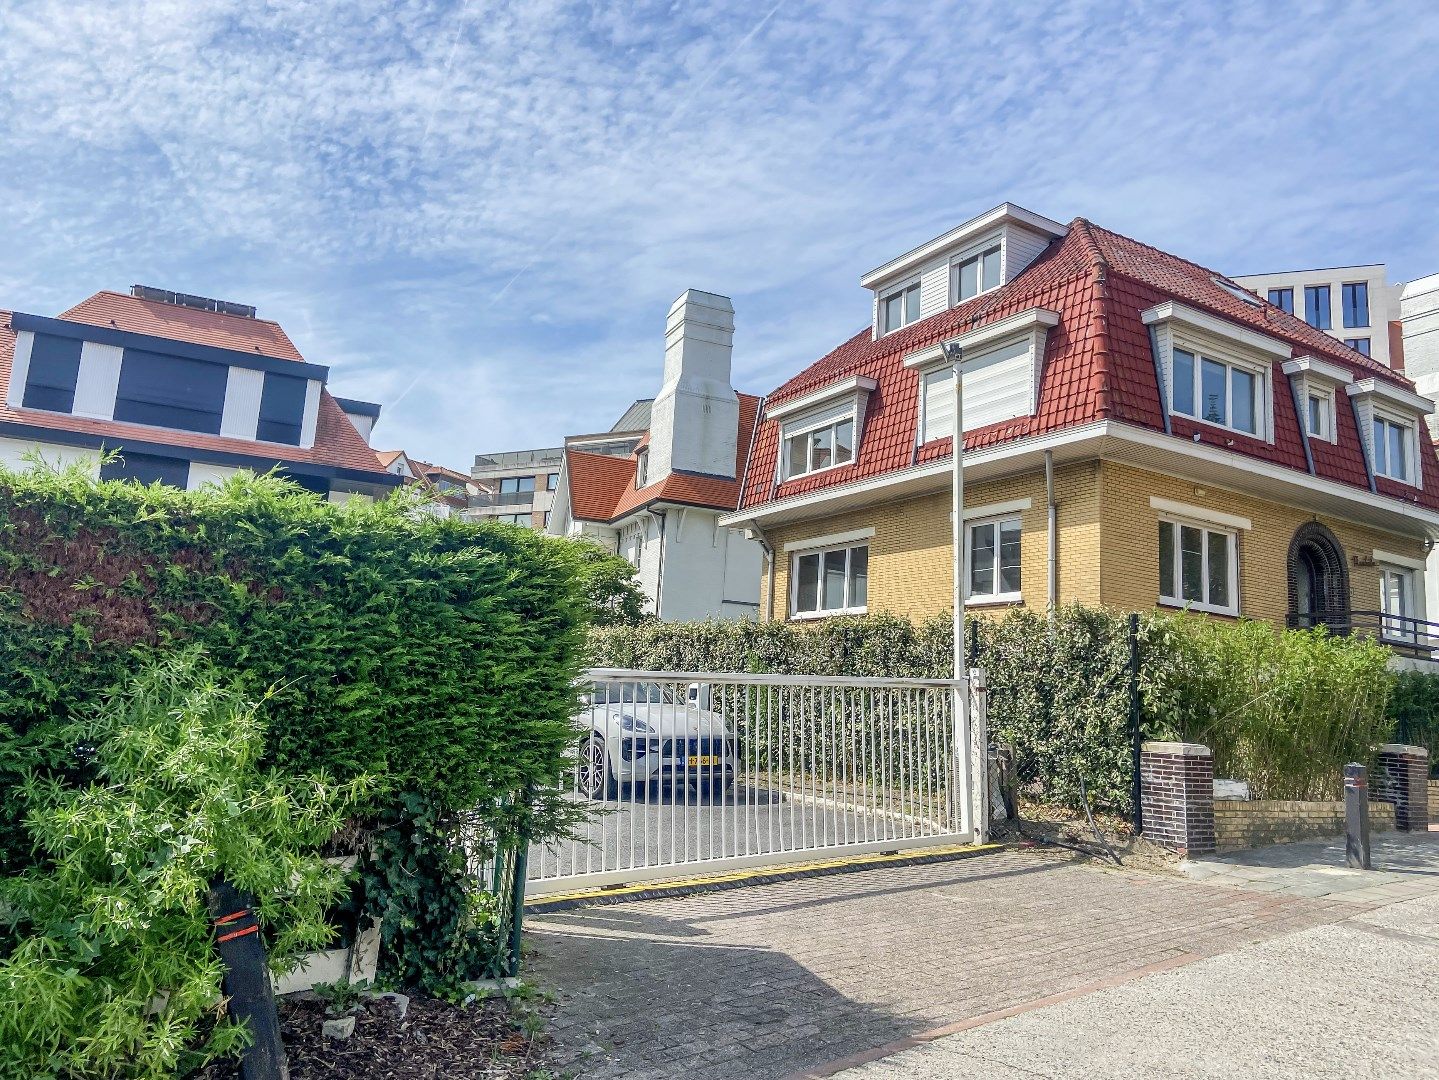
[1286,609,1439,658]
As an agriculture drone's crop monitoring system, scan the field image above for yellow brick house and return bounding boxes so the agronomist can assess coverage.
[722,204,1439,645]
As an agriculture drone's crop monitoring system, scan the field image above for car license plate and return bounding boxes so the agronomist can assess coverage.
[688,754,720,767]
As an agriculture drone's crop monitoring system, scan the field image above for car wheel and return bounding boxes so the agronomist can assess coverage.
[577,735,617,800]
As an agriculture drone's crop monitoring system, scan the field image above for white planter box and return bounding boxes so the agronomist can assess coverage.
[274,855,382,996]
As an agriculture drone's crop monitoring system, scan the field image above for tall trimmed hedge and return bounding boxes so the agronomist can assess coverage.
[0,464,589,875]
[588,605,1399,809]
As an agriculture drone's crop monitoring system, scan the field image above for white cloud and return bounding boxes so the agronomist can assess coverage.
[1,0,1437,467]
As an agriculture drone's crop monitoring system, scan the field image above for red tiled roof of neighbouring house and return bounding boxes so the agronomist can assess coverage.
[61,290,306,362]
[739,219,1439,513]
[567,393,761,523]
[0,303,393,481]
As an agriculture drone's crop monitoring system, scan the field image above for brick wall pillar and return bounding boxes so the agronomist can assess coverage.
[1374,744,1431,832]
[1140,741,1215,856]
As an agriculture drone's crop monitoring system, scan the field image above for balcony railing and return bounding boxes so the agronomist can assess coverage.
[470,491,535,508]
[1286,609,1439,658]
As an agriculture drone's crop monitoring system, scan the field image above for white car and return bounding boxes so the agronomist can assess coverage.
[575,680,736,800]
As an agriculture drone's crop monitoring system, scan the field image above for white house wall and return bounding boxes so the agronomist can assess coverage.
[0,436,100,476]
[652,509,763,622]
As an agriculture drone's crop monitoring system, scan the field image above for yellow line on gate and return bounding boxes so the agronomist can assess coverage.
[524,842,1004,911]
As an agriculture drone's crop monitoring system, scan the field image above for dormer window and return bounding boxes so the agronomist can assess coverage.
[635,448,649,488]
[784,410,854,478]
[1373,416,1412,483]
[1306,389,1334,442]
[1143,302,1284,445]
[881,282,920,334]
[1345,377,1433,489]
[953,245,1001,303]
[1170,347,1262,437]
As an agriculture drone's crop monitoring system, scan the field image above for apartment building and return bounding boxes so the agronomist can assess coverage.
[0,286,397,500]
[1232,265,1402,367]
[467,447,564,527]
[469,400,651,529]
[548,290,764,621]
[722,204,1439,650]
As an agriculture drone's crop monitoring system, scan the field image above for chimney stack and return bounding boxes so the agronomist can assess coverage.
[647,290,739,483]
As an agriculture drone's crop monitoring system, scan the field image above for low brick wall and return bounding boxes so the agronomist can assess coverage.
[1430,780,1439,823]
[1214,800,1397,852]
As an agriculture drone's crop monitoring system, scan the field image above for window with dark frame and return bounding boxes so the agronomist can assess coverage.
[1304,285,1331,329]
[1341,282,1370,328]
[1267,288,1294,314]
[1344,337,1371,357]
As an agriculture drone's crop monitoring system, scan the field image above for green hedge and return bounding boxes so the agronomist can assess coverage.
[0,462,588,879]
[1389,670,1439,776]
[588,607,1140,812]
[589,605,1401,809]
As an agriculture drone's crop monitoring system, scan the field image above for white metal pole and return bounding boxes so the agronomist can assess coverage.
[942,341,979,839]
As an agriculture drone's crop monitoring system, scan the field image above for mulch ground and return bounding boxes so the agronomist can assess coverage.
[194,994,554,1079]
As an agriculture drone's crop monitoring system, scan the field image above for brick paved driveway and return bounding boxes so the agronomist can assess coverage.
[527,849,1355,1080]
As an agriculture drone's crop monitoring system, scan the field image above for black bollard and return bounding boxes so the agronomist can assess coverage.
[1344,763,1371,871]
[208,878,287,1080]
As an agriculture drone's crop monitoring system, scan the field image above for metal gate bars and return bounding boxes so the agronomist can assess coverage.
[527,669,982,895]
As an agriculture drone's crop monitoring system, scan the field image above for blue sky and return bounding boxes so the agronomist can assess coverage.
[2,1,1437,469]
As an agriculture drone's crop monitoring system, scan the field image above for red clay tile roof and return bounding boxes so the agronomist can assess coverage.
[0,305,392,481]
[567,394,760,523]
[565,449,638,521]
[740,220,1439,513]
[61,291,306,362]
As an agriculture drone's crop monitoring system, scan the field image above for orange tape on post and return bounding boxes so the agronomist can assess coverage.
[213,909,250,927]
[216,925,260,944]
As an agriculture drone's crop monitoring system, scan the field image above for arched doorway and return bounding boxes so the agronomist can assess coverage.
[1287,523,1349,631]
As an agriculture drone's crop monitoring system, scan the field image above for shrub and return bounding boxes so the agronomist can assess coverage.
[1141,611,1395,799]
[0,462,591,990]
[0,652,365,1079]
[1386,670,1439,776]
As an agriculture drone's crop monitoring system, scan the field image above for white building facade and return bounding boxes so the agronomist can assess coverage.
[548,289,764,621]
[1232,264,1402,367]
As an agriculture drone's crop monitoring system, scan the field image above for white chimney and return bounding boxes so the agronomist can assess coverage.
[647,290,738,483]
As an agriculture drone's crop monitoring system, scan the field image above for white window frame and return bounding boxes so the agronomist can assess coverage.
[1379,563,1418,643]
[780,409,857,481]
[1305,386,1335,443]
[950,242,1003,305]
[1169,344,1269,440]
[1157,515,1240,617]
[965,513,1022,606]
[879,278,921,335]
[789,542,869,620]
[918,365,953,444]
[635,448,649,489]
[1371,409,1417,485]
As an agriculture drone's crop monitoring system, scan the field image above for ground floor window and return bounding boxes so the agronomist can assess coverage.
[791,543,868,618]
[1380,565,1417,642]
[967,515,1021,603]
[1158,518,1238,616]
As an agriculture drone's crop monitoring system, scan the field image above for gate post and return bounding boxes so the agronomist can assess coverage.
[969,669,989,845]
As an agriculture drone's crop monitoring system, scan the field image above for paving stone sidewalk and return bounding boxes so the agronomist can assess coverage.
[527,849,1358,1080]
[1179,829,1439,904]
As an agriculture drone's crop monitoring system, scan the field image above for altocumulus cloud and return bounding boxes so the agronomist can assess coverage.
[0,0,1436,466]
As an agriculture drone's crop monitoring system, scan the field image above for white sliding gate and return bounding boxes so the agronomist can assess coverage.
[527,669,982,895]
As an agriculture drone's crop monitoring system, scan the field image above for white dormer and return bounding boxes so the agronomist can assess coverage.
[905,308,1059,442]
[861,204,1067,339]
[1282,356,1352,445]
[766,375,878,482]
[1346,378,1434,488]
